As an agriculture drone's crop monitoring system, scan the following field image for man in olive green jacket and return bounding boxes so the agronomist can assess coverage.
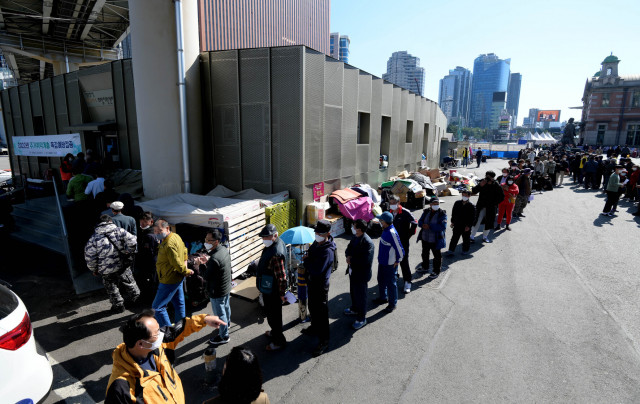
[152,219,193,327]
[602,165,624,216]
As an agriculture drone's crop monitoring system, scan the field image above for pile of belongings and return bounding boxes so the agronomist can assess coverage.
[329,187,375,222]
[408,172,435,191]
[448,171,478,193]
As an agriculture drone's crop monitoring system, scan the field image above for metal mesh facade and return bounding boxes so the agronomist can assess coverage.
[201,45,447,222]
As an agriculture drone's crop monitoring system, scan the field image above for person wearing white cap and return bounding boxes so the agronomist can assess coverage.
[110,200,137,236]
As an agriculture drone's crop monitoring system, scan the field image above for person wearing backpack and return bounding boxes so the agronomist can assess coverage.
[344,219,375,330]
[256,224,288,351]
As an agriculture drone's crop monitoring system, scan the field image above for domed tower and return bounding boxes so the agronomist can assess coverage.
[600,53,620,85]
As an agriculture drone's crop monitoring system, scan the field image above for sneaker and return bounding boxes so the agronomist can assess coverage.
[428,273,439,279]
[300,316,311,323]
[483,236,491,243]
[110,304,125,313]
[208,335,230,346]
[266,342,283,351]
[372,297,389,305]
[385,305,397,313]
[519,214,526,218]
[416,264,429,273]
[607,212,614,217]
[312,341,329,357]
[344,307,357,316]
[600,212,609,216]
[352,319,367,330]
[404,282,411,294]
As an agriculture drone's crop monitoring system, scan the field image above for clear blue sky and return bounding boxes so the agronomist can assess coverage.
[330,0,640,126]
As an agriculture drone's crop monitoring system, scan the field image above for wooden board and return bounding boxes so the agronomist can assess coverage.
[228,219,266,242]
[225,208,265,228]
[228,225,264,248]
[230,277,260,302]
[232,249,263,271]
[229,238,263,261]
[231,243,264,267]
[226,212,266,234]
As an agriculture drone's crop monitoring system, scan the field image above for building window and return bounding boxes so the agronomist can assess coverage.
[632,91,640,108]
[606,68,612,76]
[602,93,610,107]
[626,124,640,146]
[357,112,370,144]
[406,120,413,143]
[380,116,391,156]
[596,124,606,145]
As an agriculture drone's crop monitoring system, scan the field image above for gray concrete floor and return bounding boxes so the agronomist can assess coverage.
[3,156,640,403]
[0,155,10,170]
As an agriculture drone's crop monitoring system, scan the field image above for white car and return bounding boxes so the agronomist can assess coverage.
[0,281,53,403]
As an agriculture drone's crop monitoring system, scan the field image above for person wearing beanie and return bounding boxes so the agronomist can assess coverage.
[110,200,137,236]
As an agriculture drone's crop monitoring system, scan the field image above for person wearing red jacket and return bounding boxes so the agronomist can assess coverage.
[626,165,639,202]
[496,176,519,231]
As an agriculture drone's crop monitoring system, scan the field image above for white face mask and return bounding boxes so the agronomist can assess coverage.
[315,234,326,243]
[633,168,638,171]
[142,330,164,351]
[262,239,273,247]
[390,204,398,211]
[461,196,469,202]
[431,205,440,211]
[351,226,356,235]
[204,243,214,250]
[140,225,150,230]
[508,180,514,185]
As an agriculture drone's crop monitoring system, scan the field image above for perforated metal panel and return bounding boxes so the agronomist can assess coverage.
[19,86,34,135]
[324,57,343,107]
[40,80,57,134]
[341,66,358,178]
[52,76,69,132]
[323,106,342,181]
[123,60,141,170]
[211,50,240,105]
[303,48,324,185]
[381,81,393,116]
[389,86,401,172]
[9,88,23,137]
[65,73,82,126]
[28,83,42,118]
[356,144,369,174]
[200,53,215,190]
[358,72,371,113]
[112,61,131,168]
[369,78,383,172]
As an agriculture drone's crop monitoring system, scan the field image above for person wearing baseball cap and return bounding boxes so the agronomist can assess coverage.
[302,219,336,357]
[110,200,137,236]
[256,224,288,351]
[417,197,447,279]
[373,211,404,313]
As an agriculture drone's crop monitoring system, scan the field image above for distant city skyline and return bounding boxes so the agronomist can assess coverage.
[382,51,425,96]
[330,0,640,126]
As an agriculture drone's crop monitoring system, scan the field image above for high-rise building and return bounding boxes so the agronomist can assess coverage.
[382,51,425,96]
[438,66,472,126]
[507,72,522,126]
[198,0,330,54]
[330,32,350,63]
[469,53,511,129]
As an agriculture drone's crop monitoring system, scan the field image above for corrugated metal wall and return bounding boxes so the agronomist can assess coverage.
[202,45,447,224]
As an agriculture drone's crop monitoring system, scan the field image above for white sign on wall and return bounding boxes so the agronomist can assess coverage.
[12,134,82,157]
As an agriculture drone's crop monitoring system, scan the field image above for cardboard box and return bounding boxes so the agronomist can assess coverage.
[397,170,410,179]
[427,169,440,181]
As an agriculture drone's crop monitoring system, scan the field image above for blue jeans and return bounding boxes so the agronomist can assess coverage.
[377,265,397,308]
[152,280,186,327]
[210,295,231,338]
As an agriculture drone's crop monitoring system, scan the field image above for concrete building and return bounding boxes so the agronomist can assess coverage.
[469,53,511,129]
[199,0,330,54]
[581,55,640,146]
[330,32,350,63]
[438,66,472,126]
[382,51,425,96]
[507,72,522,127]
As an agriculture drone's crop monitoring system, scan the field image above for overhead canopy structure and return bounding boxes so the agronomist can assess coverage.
[0,0,129,84]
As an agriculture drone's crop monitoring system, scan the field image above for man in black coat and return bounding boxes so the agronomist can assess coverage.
[204,229,232,346]
[388,194,418,294]
[135,212,159,304]
[344,219,375,330]
[471,171,504,243]
[447,190,476,256]
[476,149,483,168]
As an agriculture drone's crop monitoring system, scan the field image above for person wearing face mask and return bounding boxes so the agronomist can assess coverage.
[497,168,510,185]
[256,224,288,351]
[374,212,405,310]
[417,197,447,279]
[470,171,504,243]
[513,168,532,218]
[344,219,375,330]
[105,308,226,402]
[302,220,337,357]
[135,212,159,304]
[152,220,194,327]
[602,165,625,216]
[388,194,418,294]
[625,165,639,201]
[496,176,519,231]
[447,190,475,256]
[203,229,232,346]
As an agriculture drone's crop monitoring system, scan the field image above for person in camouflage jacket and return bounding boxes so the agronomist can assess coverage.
[85,215,140,312]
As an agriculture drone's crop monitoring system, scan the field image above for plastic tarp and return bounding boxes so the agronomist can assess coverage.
[337,196,374,222]
[206,185,289,206]
[137,193,262,228]
[408,173,435,191]
[351,184,381,204]
[330,188,362,205]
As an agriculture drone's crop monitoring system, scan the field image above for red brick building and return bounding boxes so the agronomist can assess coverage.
[581,55,640,146]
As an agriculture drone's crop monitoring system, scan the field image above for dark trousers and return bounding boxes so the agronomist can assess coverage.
[449,226,470,252]
[308,280,330,343]
[421,241,442,275]
[603,191,620,213]
[349,279,368,322]
[263,292,286,346]
[400,241,412,284]
[584,172,596,189]
[476,157,481,167]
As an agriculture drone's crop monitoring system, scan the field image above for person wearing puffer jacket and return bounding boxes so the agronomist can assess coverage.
[85,214,139,313]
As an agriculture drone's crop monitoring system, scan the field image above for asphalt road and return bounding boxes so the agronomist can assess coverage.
[0,155,10,170]
[3,156,640,403]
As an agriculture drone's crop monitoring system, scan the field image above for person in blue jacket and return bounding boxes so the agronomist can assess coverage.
[373,212,404,313]
[302,219,336,357]
[417,197,447,279]
[344,219,375,330]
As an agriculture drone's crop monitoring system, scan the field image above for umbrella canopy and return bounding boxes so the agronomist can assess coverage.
[280,226,316,245]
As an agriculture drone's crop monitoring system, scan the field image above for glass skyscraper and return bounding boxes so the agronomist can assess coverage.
[506,72,522,126]
[438,66,472,127]
[382,51,425,96]
[330,32,350,63]
[469,53,511,129]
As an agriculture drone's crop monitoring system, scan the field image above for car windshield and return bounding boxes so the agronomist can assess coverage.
[0,284,19,320]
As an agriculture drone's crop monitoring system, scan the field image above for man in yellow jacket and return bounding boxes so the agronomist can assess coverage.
[105,309,225,402]
[152,219,193,327]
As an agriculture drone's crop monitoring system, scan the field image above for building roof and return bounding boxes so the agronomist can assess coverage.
[602,54,620,64]
[593,71,601,77]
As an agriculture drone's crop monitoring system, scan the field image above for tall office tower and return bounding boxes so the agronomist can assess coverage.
[330,32,350,63]
[438,66,472,126]
[507,72,522,126]
[469,53,511,128]
[382,51,425,96]
[199,0,330,54]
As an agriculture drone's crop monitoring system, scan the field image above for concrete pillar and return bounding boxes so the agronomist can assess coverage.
[129,0,201,199]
